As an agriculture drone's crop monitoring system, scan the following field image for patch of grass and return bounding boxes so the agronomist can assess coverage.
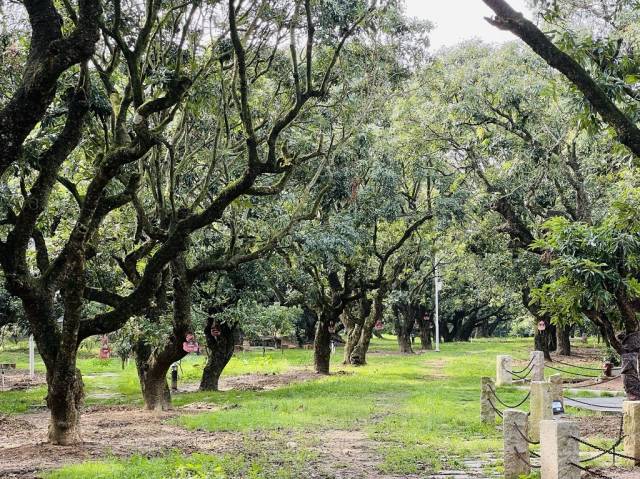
[6,336,617,477]
[0,386,46,414]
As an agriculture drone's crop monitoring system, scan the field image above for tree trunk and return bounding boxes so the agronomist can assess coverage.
[350,288,383,365]
[137,255,191,410]
[46,364,84,444]
[557,325,571,356]
[418,320,432,350]
[314,312,332,374]
[397,331,413,354]
[142,367,172,411]
[343,323,361,364]
[534,321,556,361]
[200,320,238,391]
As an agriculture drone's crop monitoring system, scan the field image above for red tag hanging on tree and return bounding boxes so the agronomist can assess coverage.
[183,333,200,353]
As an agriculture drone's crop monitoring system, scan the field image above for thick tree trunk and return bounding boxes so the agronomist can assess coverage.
[200,320,238,391]
[418,321,432,350]
[397,331,414,354]
[136,255,191,410]
[350,288,383,365]
[557,325,571,356]
[46,365,84,445]
[343,293,372,365]
[534,322,556,361]
[142,367,172,411]
[314,313,332,374]
[343,323,361,364]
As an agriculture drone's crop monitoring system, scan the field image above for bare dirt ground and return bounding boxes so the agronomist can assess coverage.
[0,370,45,392]
[0,406,243,478]
[0,369,324,478]
[176,368,321,393]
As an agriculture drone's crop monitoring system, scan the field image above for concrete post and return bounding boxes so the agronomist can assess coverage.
[529,381,553,442]
[549,373,563,407]
[540,419,580,479]
[480,377,495,424]
[28,334,35,379]
[503,409,530,479]
[496,355,512,386]
[623,400,640,466]
[530,350,545,381]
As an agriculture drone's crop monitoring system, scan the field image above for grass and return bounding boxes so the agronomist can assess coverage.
[1,336,620,478]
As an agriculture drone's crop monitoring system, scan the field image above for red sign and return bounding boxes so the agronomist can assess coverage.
[99,335,111,359]
[183,333,200,353]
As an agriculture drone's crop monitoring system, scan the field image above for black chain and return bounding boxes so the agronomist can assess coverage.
[489,386,531,409]
[545,363,601,378]
[579,435,625,463]
[566,374,621,388]
[513,448,540,469]
[565,396,623,412]
[505,364,534,380]
[570,462,613,479]
[572,436,640,462]
[514,423,540,445]
[487,397,503,418]
[552,358,605,372]
[510,357,535,375]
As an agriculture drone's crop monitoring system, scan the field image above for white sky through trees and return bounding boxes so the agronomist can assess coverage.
[405,0,531,50]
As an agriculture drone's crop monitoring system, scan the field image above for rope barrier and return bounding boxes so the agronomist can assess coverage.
[579,435,625,463]
[488,386,531,409]
[514,423,540,445]
[513,448,540,469]
[487,397,503,418]
[552,358,605,372]
[545,363,601,378]
[565,374,621,388]
[570,462,614,479]
[510,357,535,375]
[565,396,623,412]
[572,436,640,462]
[505,364,534,380]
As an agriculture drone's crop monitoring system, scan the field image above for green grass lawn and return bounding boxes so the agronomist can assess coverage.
[1,336,621,478]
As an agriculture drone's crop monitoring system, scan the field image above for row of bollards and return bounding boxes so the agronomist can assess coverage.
[485,354,640,478]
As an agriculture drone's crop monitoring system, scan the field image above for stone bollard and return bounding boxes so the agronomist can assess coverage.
[549,373,563,408]
[540,419,580,479]
[529,381,553,442]
[496,355,512,386]
[480,377,496,424]
[503,409,530,479]
[623,400,640,466]
[530,350,545,381]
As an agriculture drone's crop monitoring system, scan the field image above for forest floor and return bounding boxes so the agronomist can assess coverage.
[0,337,634,478]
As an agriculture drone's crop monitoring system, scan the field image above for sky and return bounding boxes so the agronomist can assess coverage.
[404,0,531,50]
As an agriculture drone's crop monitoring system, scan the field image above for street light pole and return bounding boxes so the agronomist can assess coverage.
[434,260,441,353]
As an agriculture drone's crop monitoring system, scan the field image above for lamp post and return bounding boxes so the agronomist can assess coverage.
[434,261,442,353]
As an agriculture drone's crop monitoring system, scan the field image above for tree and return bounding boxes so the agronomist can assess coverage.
[0,0,376,442]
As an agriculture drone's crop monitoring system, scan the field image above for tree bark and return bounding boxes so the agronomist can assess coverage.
[350,287,383,365]
[46,365,84,444]
[557,325,571,356]
[314,313,332,374]
[200,320,238,391]
[136,255,191,410]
